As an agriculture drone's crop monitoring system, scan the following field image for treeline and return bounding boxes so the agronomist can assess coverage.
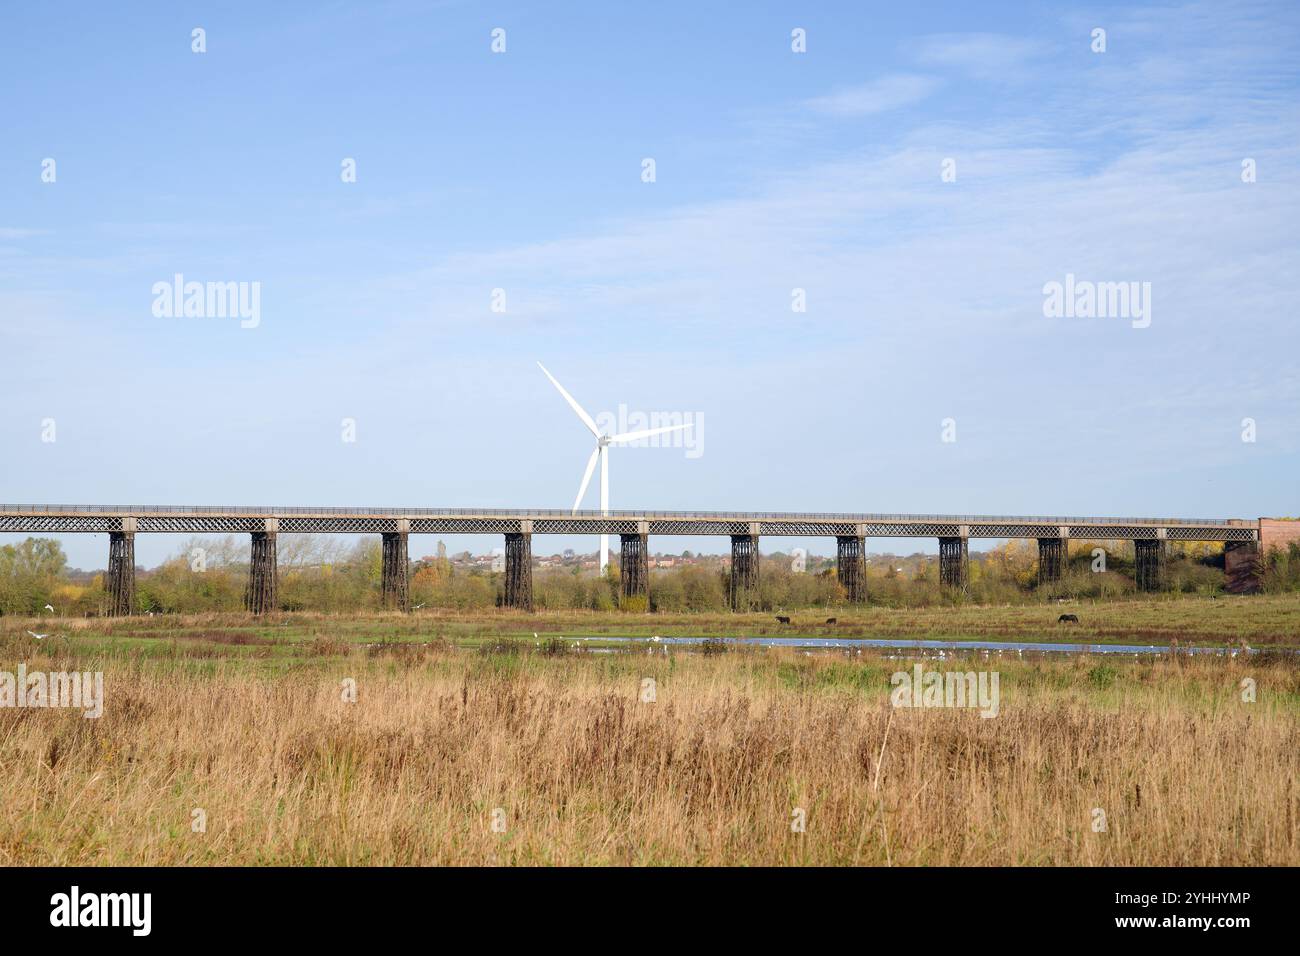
[0,538,71,616]
[1258,541,1300,592]
[3,536,1297,617]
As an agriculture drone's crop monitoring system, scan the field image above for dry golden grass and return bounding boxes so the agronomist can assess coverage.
[0,645,1296,866]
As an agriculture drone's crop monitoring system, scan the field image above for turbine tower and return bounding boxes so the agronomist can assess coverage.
[538,362,692,574]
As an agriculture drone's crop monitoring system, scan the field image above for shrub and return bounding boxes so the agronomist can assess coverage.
[536,637,569,657]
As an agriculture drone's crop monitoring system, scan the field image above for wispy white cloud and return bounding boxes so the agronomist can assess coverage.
[804,74,940,116]
[913,32,1048,79]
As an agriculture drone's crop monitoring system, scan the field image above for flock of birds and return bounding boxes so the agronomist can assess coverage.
[518,626,1254,661]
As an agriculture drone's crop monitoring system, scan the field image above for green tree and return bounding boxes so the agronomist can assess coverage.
[0,537,69,614]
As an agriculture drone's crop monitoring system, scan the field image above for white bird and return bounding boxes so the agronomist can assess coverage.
[652,635,661,642]
[534,632,539,639]
[43,604,54,612]
[538,362,694,575]
[413,602,426,609]
[27,631,48,640]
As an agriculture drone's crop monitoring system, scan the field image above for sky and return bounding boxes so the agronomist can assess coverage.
[2,0,1298,569]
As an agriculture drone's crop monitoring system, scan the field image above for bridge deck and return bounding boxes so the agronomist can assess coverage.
[0,506,1259,540]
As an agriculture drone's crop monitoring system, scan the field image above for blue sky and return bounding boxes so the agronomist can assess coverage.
[3,0,1298,569]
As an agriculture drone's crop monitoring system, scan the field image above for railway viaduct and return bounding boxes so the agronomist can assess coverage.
[0,506,1275,615]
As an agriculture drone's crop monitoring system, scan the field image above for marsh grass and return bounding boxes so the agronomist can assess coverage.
[0,636,1296,866]
[6,593,1299,668]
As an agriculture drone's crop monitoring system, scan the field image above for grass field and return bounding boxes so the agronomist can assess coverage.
[3,593,1297,659]
[1,595,1297,865]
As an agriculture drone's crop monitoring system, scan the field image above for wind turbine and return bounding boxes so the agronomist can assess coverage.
[538,362,692,574]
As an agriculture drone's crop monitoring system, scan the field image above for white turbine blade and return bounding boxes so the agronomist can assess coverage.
[609,423,693,444]
[538,362,600,437]
[572,447,600,513]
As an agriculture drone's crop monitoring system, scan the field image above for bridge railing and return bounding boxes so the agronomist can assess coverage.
[0,504,1251,527]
